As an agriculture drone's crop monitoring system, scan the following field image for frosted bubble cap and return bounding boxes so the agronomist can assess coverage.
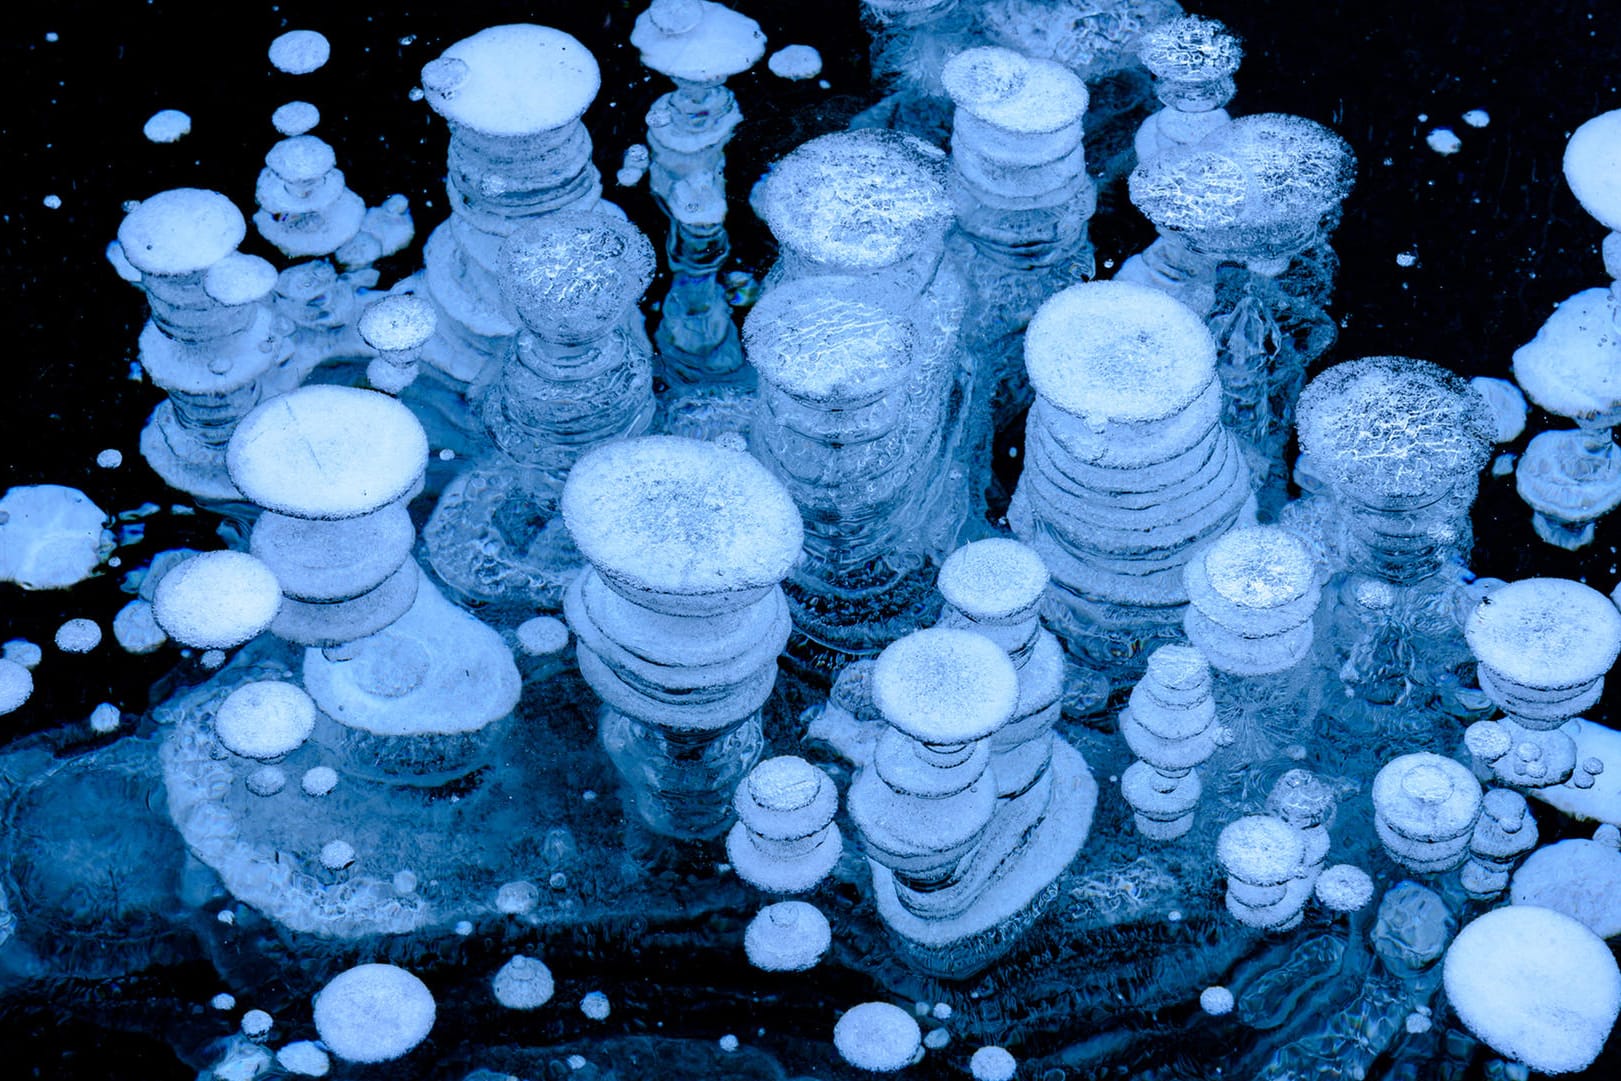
[1296,357,1495,501]
[1444,905,1621,1075]
[1373,754,1481,840]
[630,0,766,84]
[228,387,428,520]
[117,189,246,277]
[743,277,913,403]
[1024,281,1217,427]
[357,294,436,353]
[492,955,555,1010]
[1138,15,1243,80]
[313,963,435,1064]
[1217,815,1304,885]
[269,30,330,75]
[1510,288,1621,418]
[203,254,278,308]
[1200,526,1314,611]
[1511,835,1621,939]
[151,551,281,649]
[1314,864,1375,912]
[272,101,320,136]
[1465,577,1621,690]
[562,436,802,595]
[872,627,1019,745]
[744,901,831,971]
[422,25,599,137]
[937,537,1049,622]
[941,46,1089,135]
[756,130,952,271]
[1564,109,1621,232]
[0,484,108,590]
[501,212,656,341]
[214,680,317,760]
[833,1001,921,1073]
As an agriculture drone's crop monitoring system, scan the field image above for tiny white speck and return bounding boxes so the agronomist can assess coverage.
[96,448,123,468]
[45,32,59,42]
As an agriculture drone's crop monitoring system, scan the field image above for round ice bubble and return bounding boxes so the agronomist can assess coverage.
[1025,281,1217,428]
[492,955,554,1010]
[516,616,569,656]
[422,25,600,137]
[768,44,822,80]
[241,1008,273,1038]
[833,1001,921,1073]
[501,212,655,343]
[1200,985,1235,1015]
[744,901,830,971]
[215,681,317,760]
[272,101,320,136]
[1138,15,1242,81]
[1314,864,1375,912]
[1444,905,1621,1075]
[1564,109,1621,232]
[117,188,245,277]
[0,659,32,716]
[357,294,436,354]
[580,991,610,1020]
[203,253,278,307]
[152,551,281,649]
[1465,578,1621,691]
[1217,815,1303,885]
[269,30,330,75]
[872,627,1019,745]
[1373,753,1481,843]
[1511,835,1621,939]
[970,1045,1017,1081]
[313,963,435,1064]
[630,0,766,83]
[142,108,191,143]
[0,484,108,590]
[937,537,1049,623]
[742,276,913,404]
[54,618,102,654]
[1469,376,1528,443]
[276,1041,330,1077]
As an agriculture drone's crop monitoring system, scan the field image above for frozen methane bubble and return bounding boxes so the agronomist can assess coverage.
[241,1008,273,1038]
[1185,525,1319,677]
[3,640,42,668]
[152,551,282,649]
[1511,827,1621,938]
[1470,376,1528,442]
[631,0,765,85]
[1373,753,1483,873]
[727,756,842,894]
[359,293,436,394]
[272,101,320,136]
[970,1046,1017,1081]
[89,702,121,733]
[96,448,122,468]
[1444,905,1621,1075]
[276,1041,330,1077]
[1314,864,1375,912]
[1119,646,1219,840]
[1200,985,1236,1015]
[246,765,287,796]
[495,880,539,915]
[313,964,435,1064]
[1563,109,1621,231]
[516,617,569,656]
[1134,15,1242,162]
[768,44,822,80]
[744,901,831,971]
[423,24,599,137]
[0,485,109,589]
[580,991,611,1021]
[54,618,101,653]
[214,681,317,760]
[268,30,330,75]
[320,840,355,870]
[1217,815,1310,930]
[142,109,191,143]
[301,766,338,797]
[492,955,555,1010]
[0,659,32,716]
[833,1002,922,1073]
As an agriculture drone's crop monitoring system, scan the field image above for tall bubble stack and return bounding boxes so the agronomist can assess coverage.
[1119,645,1221,840]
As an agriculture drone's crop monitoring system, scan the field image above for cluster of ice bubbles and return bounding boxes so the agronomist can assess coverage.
[5,2,1621,1078]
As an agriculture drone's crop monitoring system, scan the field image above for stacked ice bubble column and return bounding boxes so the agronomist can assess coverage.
[940,46,1096,498]
[1008,280,1252,698]
[753,130,971,551]
[415,25,604,402]
[631,0,765,383]
[1133,15,1241,164]
[1216,814,1312,931]
[1291,357,1495,711]
[425,213,657,611]
[561,436,803,840]
[1126,115,1355,514]
[1372,752,1482,875]
[849,628,1060,977]
[1119,645,1222,840]
[111,189,291,502]
[1461,578,1618,794]
[1184,526,1321,783]
[725,756,842,895]
[357,293,437,395]
[228,385,520,784]
[253,132,414,386]
[1461,787,1537,901]
[742,277,939,664]
[1511,110,1621,548]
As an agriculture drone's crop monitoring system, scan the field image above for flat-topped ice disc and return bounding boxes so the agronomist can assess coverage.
[755,130,951,271]
[872,627,1018,745]
[1510,288,1621,418]
[937,537,1049,622]
[117,188,245,277]
[1025,281,1216,428]
[501,211,656,342]
[630,0,766,84]
[561,435,802,597]
[942,46,1088,135]
[1373,753,1482,843]
[1564,109,1621,232]
[152,550,282,649]
[1466,577,1621,692]
[743,276,914,404]
[228,386,428,520]
[422,25,600,137]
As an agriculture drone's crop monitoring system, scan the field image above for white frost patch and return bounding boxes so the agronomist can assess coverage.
[492,955,554,1010]
[55,617,102,654]
[0,659,33,716]
[1463,109,1490,128]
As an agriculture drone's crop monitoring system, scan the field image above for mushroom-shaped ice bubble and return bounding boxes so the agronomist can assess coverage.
[744,901,831,972]
[492,955,555,1010]
[152,550,282,649]
[0,485,109,590]
[834,1001,922,1073]
[214,681,316,761]
[1444,905,1621,1075]
[313,963,435,1064]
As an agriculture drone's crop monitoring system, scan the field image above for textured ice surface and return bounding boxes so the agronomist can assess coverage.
[422,25,599,136]
[118,188,245,276]
[970,1045,1017,1081]
[1512,834,1621,938]
[745,901,830,971]
[313,963,435,1064]
[271,101,319,136]
[1512,287,1621,418]
[0,659,32,715]
[502,212,656,343]
[1445,906,1621,1074]
[53,617,101,653]
[0,484,108,590]
[871,627,1018,744]
[768,44,822,80]
[1465,577,1621,690]
[834,1001,921,1072]
[1138,14,1243,81]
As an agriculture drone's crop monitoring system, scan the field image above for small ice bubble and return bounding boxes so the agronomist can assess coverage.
[45,31,58,42]
[216,681,317,760]
[43,194,61,209]
[3,640,42,669]
[817,79,830,89]
[399,35,416,47]
[931,1003,952,1020]
[276,1041,330,1077]
[615,167,644,187]
[768,45,823,81]
[320,840,356,870]
[492,955,554,1010]
[408,87,425,102]
[246,766,287,797]
[1427,127,1463,155]
[1463,109,1490,128]
[272,101,320,136]
[89,702,120,733]
[242,1009,273,1039]
[269,30,331,75]
[211,993,236,1010]
[218,909,236,925]
[313,964,435,1064]
[833,1002,921,1073]
[1396,251,1418,268]
[199,649,226,670]
[142,109,192,144]
[1470,376,1528,442]
[745,901,831,971]
[566,1055,587,1071]
[302,766,339,797]
[1200,985,1235,1015]
[1314,864,1375,911]
[495,880,540,915]
[55,617,102,654]
[1405,1011,1432,1034]
[454,920,473,936]
[152,551,281,649]
[719,1034,739,1052]
[437,448,454,461]
[393,870,418,894]
[548,871,568,890]
[96,448,123,468]
[0,660,34,716]
[923,1029,950,1050]
[580,991,611,1021]
[516,616,569,656]
[971,1046,1017,1081]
